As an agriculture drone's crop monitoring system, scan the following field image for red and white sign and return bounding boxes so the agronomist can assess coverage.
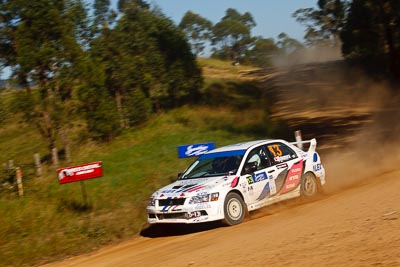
[57,161,103,184]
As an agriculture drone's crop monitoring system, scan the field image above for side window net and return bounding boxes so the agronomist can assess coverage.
[241,146,271,175]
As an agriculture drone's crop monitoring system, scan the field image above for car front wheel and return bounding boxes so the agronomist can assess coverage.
[223,192,246,226]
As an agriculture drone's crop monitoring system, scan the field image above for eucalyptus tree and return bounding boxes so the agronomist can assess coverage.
[92,2,202,127]
[0,0,89,164]
[276,33,304,55]
[293,0,348,47]
[244,37,279,67]
[341,0,400,80]
[211,8,256,62]
[179,11,213,56]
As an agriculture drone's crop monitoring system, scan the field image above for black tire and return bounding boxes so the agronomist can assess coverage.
[300,172,318,199]
[223,192,246,226]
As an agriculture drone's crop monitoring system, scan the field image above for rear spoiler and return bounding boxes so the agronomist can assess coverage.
[290,138,317,154]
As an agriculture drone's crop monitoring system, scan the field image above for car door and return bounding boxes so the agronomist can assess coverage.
[265,142,304,195]
[241,145,279,204]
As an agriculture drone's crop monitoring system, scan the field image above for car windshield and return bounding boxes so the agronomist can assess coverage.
[180,150,245,179]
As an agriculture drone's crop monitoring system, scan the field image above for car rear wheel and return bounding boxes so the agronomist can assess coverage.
[223,192,246,226]
[300,172,318,199]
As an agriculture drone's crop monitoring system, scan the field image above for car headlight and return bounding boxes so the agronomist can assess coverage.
[148,197,155,206]
[189,193,219,204]
[210,192,219,201]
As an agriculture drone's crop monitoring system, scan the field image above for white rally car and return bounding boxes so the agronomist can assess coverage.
[147,138,326,226]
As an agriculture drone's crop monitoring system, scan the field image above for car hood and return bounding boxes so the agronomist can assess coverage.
[152,175,237,197]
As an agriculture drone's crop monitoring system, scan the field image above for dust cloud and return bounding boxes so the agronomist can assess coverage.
[273,45,343,68]
[322,87,400,193]
[254,47,398,196]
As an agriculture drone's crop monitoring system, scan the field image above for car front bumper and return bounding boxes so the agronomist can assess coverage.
[147,200,223,224]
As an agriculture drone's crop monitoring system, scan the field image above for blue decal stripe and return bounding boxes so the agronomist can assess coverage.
[256,183,270,200]
[162,197,171,211]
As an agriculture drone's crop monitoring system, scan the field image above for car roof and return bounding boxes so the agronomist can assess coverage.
[207,139,278,154]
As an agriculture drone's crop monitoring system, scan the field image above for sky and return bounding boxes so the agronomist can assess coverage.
[136,0,318,41]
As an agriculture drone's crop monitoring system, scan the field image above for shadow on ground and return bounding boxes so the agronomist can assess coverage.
[140,221,224,238]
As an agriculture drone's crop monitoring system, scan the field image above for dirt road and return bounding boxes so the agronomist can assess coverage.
[43,165,400,267]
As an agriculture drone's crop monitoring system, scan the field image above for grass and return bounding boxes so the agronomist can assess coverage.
[0,58,287,266]
[197,57,259,80]
[0,101,275,266]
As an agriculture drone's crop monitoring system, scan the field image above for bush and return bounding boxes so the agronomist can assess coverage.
[0,96,7,123]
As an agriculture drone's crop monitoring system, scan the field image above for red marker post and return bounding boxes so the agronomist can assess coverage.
[16,167,23,197]
[57,162,103,205]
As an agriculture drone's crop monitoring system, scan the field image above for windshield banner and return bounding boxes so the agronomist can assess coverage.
[178,142,215,158]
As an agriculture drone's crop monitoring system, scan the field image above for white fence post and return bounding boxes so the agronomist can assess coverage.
[34,153,42,177]
[294,130,303,150]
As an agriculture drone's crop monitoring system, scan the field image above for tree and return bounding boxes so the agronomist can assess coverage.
[77,58,120,141]
[276,33,304,54]
[117,0,149,13]
[179,11,213,56]
[91,3,202,125]
[211,8,256,62]
[0,0,87,164]
[341,0,400,80]
[293,0,348,47]
[244,37,278,67]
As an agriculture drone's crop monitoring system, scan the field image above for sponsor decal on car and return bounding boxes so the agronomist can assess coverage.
[195,203,212,209]
[253,172,268,183]
[161,183,207,194]
[313,163,322,171]
[268,175,277,195]
[279,160,304,193]
[274,155,292,162]
[276,163,288,169]
[178,142,215,158]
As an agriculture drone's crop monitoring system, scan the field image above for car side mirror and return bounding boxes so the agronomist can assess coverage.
[243,162,258,175]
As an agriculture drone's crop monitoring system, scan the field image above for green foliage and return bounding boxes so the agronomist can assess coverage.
[94,0,111,27]
[293,0,348,47]
[211,8,256,62]
[124,88,152,126]
[341,0,400,79]
[0,0,89,165]
[77,59,120,141]
[244,38,279,67]
[86,95,120,141]
[276,32,304,54]
[0,95,7,123]
[92,4,202,118]
[1,0,204,148]
[118,0,149,13]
